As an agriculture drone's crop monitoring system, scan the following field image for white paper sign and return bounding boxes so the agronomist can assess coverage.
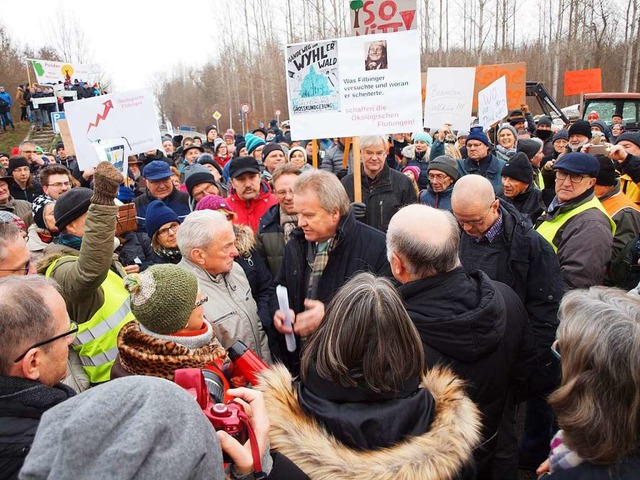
[477,76,508,128]
[350,0,418,36]
[287,30,422,140]
[424,67,476,130]
[31,59,101,85]
[64,89,162,170]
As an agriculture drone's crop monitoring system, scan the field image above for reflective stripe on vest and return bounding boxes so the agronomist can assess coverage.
[536,197,616,253]
[45,256,134,384]
[537,170,544,189]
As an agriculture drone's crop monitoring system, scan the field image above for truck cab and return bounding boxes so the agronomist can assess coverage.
[581,93,640,130]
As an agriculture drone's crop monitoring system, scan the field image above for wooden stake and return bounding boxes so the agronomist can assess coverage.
[342,137,352,168]
[352,136,362,203]
[312,139,318,169]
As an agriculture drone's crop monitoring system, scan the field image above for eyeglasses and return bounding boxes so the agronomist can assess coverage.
[455,202,495,227]
[555,171,587,184]
[46,181,71,188]
[157,223,179,237]
[194,295,208,309]
[275,188,294,197]
[466,142,485,149]
[22,150,36,154]
[0,259,30,275]
[550,339,561,360]
[428,173,448,181]
[14,321,79,363]
[192,184,218,198]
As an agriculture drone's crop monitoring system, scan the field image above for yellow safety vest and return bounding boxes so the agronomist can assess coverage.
[46,256,134,384]
[536,197,616,253]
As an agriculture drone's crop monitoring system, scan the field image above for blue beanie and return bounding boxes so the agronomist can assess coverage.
[466,126,491,146]
[245,134,266,155]
[413,131,433,146]
[145,200,179,238]
[553,152,600,177]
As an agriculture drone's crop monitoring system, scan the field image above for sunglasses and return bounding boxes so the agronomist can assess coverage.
[14,321,79,363]
[550,339,561,360]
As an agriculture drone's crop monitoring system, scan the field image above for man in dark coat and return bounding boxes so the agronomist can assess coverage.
[0,276,77,478]
[341,135,416,232]
[387,204,536,480]
[272,170,391,373]
[498,152,545,223]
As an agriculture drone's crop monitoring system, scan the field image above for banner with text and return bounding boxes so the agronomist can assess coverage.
[30,59,102,85]
[286,29,422,140]
[564,68,602,96]
[424,67,476,131]
[473,62,526,111]
[350,0,417,36]
[64,88,162,170]
[478,76,508,128]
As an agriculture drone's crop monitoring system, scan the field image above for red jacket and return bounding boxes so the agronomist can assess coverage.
[228,181,277,231]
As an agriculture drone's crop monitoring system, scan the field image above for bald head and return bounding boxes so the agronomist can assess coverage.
[451,175,501,239]
[451,175,496,210]
[387,205,460,281]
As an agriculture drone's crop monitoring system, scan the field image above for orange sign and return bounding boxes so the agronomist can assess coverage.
[473,62,526,111]
[564,68,602,96]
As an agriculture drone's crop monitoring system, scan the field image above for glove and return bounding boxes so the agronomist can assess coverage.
[350,202,367,220]
[92,161,124,205]
[117,184,135,204]
[337,168,349,180]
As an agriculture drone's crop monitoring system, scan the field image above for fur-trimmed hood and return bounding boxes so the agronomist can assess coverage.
[258,365,481,480]
[234,223,256,257]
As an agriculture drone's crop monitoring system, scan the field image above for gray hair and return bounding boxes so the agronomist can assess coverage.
[359,135,387,150]
[0,223,24,263]
[548,287,640,465]
[177,210,228,257]
[293,169,350,216]
[0,275,60,373]
[19,141,36,152]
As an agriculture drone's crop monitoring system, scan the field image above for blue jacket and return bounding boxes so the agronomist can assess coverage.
[419,185,454,212]
[0,91,12,107]
[133,188,191,233]
[457,153,506,195]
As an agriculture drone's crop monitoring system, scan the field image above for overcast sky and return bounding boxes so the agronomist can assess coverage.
[2,0,218,92]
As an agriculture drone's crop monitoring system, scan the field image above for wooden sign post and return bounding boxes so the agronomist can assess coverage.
[312,139,319,169]
[352,136,362,203]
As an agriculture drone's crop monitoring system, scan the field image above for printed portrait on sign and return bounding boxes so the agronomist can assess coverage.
[364,40,388,71]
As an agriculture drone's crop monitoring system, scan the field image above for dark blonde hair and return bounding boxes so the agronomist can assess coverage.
[301,272,424,393]
[548,287,640,465]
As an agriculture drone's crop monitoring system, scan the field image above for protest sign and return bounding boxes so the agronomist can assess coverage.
[57,120,76,156]
[564,68,602,96]
[64,89,162,170]
[350,0,417,36]
[30,59,101,85]
[286,29,422,140]
[477,76,508,128]
[473,62,526,111]
[424,67,475,130]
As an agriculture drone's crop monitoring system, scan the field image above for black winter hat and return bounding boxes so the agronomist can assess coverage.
[501,152,534,184]
[7,156,30,175]
[32,195,54,230]
[595,156,618,187]
[615,132,640,149]
[568,120,592,140]
[516,138,543,160]
[537,116,553,127]
[552,130,569,143]
[54,187,93,231]
[262,143,284,162]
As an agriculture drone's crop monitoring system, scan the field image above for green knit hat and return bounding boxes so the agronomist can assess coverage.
[123,265,199,334]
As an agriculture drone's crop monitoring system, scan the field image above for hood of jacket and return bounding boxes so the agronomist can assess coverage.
[399,269,506,362]
[258,364,480,480]
[234,223,256,257]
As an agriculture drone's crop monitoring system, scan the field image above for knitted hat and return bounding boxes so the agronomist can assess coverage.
[401,166,421,181]
[54,187,93,231]
[568,120,592,139]
[615,132,640,149]
[457,130,469,138]
[508,109,526,126]
[184,164,215,197]
[428,155,460,181]
[516,138,543,160]
[145,200,179,238]
[8,157,29,175]
[552,130,569,143]
[229,156,261,178]
[197,152,223,173]
[56,141,65,150]
[287,146,306,162]
[245,134,266,155]
[466,126,491,146]
[0,211,26,231]
[194,194,229,212]
[262,142,284,162]
[553,152,600,177]
[252,128,267,137]
[223,129,235,139]
[413,131,433,146]
[32,194,55,230]
[497,123,518,140]
[213,138,225,153]
[537,116,553,127]
[595,156,618,187]
[206,125,217,136]
[123,264,198,335]
[501,152,534,184]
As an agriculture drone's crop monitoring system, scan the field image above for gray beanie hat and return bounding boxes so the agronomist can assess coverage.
[428,155,460,181]
[497,123,518,140]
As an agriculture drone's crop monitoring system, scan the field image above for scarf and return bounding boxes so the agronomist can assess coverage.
[306,235,337,299]
[280,208,298,244]
[0,376,75,411]
[495,144,517,162]
[153,245,182,263]
[548,429,584,473]
[55,233,83,250]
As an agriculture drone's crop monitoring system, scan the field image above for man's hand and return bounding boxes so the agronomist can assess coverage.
[521,104,529,114]
[294,299,325,337]
[608,144,629,163]
[273,308,296,335]
[123,264,140,274]
[350,202,367,220]
[82,167,95,181]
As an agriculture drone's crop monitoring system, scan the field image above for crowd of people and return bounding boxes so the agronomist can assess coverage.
[1,111,640,480]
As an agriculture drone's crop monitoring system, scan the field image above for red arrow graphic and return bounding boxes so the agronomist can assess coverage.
[86,100,114,134]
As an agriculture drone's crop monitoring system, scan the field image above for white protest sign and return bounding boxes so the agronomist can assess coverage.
[424,67,475,131]
[31,59,101,84]
[350,0,417,36]
[286,29,422,140]
[64,89,162,170]
[477,75,508,128]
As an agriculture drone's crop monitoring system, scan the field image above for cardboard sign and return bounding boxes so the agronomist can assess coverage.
[286,30,422,140]
[64,89,162,170]
[57,120,76,156]
[350,0,417,36]
[473,62,526,111]
[564,68,602,96]
[424,67,476,130]
[478,76,508,128]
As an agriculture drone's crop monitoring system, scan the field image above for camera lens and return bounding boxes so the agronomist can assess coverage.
[202,369,225,403]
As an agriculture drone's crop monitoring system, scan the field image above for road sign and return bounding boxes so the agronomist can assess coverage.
[275,109,281,116]
[241,103,250,114]
[212,111,222,120]
[50,111,66,134]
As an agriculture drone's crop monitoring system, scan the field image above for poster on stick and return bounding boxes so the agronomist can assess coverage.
[477,76,508,128]
[64,89,162,170]
[424,67,476,130]
[286,29,422,140]
[564,68,602,96]
[30,59,101,85]
[350,0,417,36]
[473,62,526,111]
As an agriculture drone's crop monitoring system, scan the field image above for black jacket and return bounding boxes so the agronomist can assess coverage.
[459,202,564,397]
[499,184,545,223]
[543,456,640,479]
[341,165,417,232]
[256,204,285,278]
[273,213,391,372]
[399,268,536,477]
